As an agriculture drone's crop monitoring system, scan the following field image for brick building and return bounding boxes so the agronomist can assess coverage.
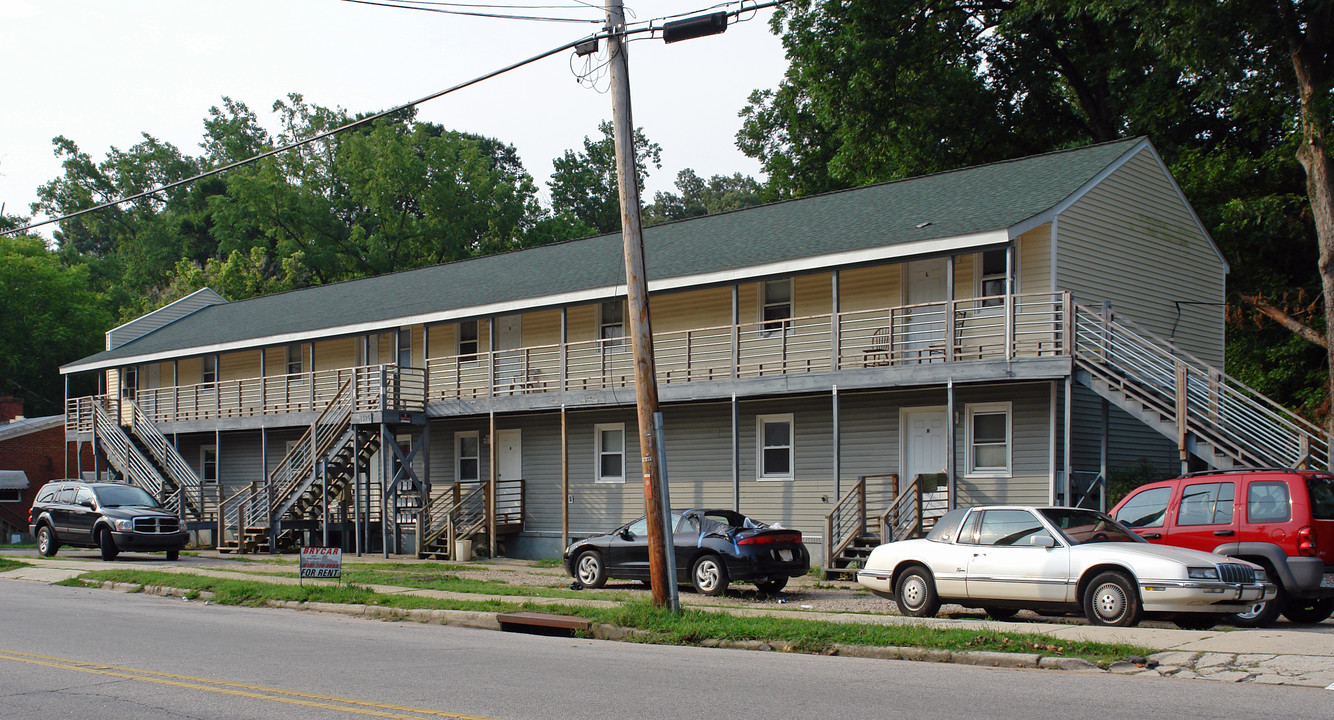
[0,397,93,540]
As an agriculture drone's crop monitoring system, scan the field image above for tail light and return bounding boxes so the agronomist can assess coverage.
[1297,526,1317,556]
[737,532,802,545]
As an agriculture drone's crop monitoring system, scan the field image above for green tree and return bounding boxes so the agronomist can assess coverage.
[644,169,766,225]
[0,234,111,415]
[548,121,662,234]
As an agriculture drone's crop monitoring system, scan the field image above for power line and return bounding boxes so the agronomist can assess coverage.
[340,0,601,23]
[4,36,597,237]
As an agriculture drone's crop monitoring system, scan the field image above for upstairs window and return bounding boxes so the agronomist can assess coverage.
[979,249,1007,307]
[458,320,479,361]
[121,366,137,399]
[762,279,793,335]
[600,301,625,351]
[201,355,217,388]
[286,344,303,375]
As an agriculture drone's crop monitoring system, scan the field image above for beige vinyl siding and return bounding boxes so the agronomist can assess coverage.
[954,254,977,300]
[1056,148,1225,366]
[178,357,202,386]
[105,370,121,399]
[314,337,356,371]
[566,304,596,343]
[427,323,455,359]
[952,383,1052,506]
[1018,224,1051,293]
[840,264,900,312]
[794,273,832,318]
[523,310,562,348]
[652,286,732,334]
[219,350,260,381]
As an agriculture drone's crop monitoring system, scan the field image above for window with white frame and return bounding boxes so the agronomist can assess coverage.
[979,249,1007,308]
[456,431,480,483]
[201,446,218,484]
[599,301,625,351]
[595,423,625,483]
[286,343,303,375]
[761,279,793,335]
[458,320,479,362]
[0,488,22,503]
[757,414,794,480]
[966,402,1011,476]
[121,366,137,399]
[201,355,217,388]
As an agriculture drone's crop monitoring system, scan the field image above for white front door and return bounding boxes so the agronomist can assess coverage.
[903,258,948,360]
[496,429,522,520]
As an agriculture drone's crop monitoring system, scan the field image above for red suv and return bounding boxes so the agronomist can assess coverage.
[1111,468,1334,626]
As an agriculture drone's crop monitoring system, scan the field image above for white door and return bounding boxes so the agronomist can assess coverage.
[496,429,522,521]
[903,258,948,361]
[903,407,947,487]
[495,314,523,386]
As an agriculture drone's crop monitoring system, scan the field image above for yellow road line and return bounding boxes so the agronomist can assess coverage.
[0,649,503,720]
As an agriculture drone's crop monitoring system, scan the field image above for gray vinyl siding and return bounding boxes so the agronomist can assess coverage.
[1056,148,1226,367]
[1068,384,1178,484]
[952,383,1052,506]
[217,431,264,492]
[106,289,227,350]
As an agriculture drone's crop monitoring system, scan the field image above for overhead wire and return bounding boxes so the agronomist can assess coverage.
[340,0,602,23]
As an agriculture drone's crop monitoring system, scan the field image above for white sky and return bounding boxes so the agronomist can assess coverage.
[0,0,789,237]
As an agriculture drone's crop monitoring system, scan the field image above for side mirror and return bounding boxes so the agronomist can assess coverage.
[618,529,633,540]
[79,499,94,509]
[1029,534,1056,548]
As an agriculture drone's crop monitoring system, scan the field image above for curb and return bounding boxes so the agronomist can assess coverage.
[93,579,1111,673]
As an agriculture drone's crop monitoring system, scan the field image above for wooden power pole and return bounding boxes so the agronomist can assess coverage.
[604,0,671,606]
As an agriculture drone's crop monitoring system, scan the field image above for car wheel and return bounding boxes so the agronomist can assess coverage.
[574,550,607,589]
[166,549,180,561]
[894,565,940,618]
[36,525,58,557]
[1172,613,1223,630]
[754,577,788,595]
[983,606,1018,620]
[1232,581,1285,628]
[691,555,729,596]
[1083,571,1142,627]
[98,528,119,561]
[1281,597,1334,624]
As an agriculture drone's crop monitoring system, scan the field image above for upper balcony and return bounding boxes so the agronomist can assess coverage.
[74,291,1070,429]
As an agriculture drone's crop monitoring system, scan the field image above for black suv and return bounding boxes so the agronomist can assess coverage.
[29,480,188,561]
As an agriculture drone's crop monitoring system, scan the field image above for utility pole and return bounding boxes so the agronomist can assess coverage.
[604,0,670,606]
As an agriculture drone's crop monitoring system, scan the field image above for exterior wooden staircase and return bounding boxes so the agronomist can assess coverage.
[822,473,949,579]
[1071,304,1330,471]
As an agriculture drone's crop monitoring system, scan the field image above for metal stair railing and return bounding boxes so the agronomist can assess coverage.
[823,478,867,576]
[219,481,268,549]
[90,398,166,497]
[1073,304,1331,469]
[127,399,204,518]
[880,476,923,543]
[269,379,355,520]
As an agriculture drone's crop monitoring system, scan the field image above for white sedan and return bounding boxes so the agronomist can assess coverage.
[856,506,1276,628]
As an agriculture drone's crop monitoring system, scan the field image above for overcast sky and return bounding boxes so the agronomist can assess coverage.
[0,0,789,237]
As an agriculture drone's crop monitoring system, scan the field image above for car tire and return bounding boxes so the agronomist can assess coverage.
[1280,597,1334,624]
[36,525,58,557]
[166,549,180,561]
[1083,571,1142,627]
[1232,580,1285,628]
[98,528,119,561]
[691,555,729,596]
[754,577,788,595]
[574,550,607,589]
[983,606,1018,620]
[1172,613,1223,630]
[894,565,940,618]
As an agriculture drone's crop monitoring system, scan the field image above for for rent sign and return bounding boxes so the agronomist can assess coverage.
[299,546,343,581]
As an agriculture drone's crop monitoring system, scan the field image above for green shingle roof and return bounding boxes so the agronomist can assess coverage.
[64,137,1144,372]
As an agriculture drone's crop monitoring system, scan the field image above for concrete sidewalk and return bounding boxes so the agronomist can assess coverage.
[4,552,1331,688]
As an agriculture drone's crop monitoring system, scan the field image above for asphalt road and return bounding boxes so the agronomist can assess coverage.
[2,580,1331,720]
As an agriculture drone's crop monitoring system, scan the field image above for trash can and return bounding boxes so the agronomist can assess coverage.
[455,539,473,562]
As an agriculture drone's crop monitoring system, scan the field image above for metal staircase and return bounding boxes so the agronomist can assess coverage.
[219,379,384,552]
[126,400,205,521]
[1071,304,1331,471]
[418,483,488,560]
[822,474,948,579]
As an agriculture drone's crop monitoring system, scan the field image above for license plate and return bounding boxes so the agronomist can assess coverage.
[1321,573,1334,589]
[779,549,794,562]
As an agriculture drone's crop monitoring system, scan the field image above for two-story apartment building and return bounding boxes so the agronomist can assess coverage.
[59,137,1330,570]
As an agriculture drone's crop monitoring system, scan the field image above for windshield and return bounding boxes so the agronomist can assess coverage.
[1038,508,1143,545]
[93,484,161,508]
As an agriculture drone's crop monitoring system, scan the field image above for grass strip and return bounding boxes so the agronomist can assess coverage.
[61,569,1153,665]
[0,557,31,572]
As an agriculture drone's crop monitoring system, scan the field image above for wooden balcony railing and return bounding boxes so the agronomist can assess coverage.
[427,291,1069,400]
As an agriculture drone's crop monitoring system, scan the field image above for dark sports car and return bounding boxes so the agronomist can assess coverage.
[563,509,810,595]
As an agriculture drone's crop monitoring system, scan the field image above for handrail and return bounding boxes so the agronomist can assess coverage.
[268,379,355,519]
[823,478,866,574]
[90,398,164,497]
[1072,303,1331,469]
[127,399,204,518]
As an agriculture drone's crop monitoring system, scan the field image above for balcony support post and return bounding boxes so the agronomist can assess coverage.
[560,308,568,392]
[730,284,739,380]
[946,257,955,363]
[831,269,841,371]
